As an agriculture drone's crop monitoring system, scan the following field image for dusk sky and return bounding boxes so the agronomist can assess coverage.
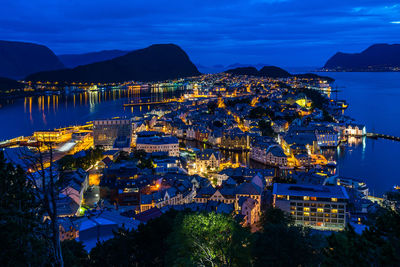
[1,0,400,67]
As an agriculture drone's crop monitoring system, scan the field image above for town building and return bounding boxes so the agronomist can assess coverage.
[93,118,132,150]
[273,183,349,230]
[136,135,179,157]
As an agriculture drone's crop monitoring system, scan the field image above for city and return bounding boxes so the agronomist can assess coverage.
[1,1,400,266]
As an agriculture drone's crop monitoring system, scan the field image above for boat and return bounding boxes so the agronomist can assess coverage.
[326,160,337,167]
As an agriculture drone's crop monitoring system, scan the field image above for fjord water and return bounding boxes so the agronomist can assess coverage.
[0,73,399,195]
[327,72,400,196]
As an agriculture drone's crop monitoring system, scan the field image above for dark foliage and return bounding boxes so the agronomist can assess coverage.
[0,151,49,266]
[57,147,103,171]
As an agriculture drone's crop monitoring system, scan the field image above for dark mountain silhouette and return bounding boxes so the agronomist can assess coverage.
[59,50,130,68]
[27,44,200,83]
[0,40,64,79]
[225,67,259,76]
[0,77,24,91]
[225,65,290,78]
[258,66,291,78]
[226,63,267,70]
[225,65,333,81]
[323,44,400,71]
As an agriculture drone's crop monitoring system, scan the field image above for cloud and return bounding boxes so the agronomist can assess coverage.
[1,0,400,66]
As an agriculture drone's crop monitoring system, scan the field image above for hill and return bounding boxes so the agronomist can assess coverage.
[58,50,129,68]
[323,44,400,71]
[27,44,200,82]
[225,67,259,76]
[225,65,333,81]
[0,77,24,92]
[258,66,291,78]
[0,40,64,79]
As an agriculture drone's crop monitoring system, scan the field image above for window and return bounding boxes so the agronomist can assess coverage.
[310,197,317,201]
[332,209,338,213]
[317,208,324,213]
[304,212,310,216]
[303,196,310,201]
[331,198,337,202]
[304,207,310,212]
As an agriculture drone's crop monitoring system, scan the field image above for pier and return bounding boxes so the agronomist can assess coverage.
[123,99,177,107]
[366,133,400,141]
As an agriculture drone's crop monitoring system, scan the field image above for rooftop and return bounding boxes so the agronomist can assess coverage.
[273,183,349,199]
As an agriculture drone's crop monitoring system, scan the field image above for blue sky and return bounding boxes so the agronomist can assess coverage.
[1,0,399,67]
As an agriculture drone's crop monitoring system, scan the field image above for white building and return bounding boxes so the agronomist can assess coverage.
[136,136,179,157]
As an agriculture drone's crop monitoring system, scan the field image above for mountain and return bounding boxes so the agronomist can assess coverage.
[59,50,130,68]
[323,44,400,71]
[0,40,64,79]
[0,77,24,92]
[258,66,291,78]
[225,67,259,76]
[225,65,333,81]
[224,65,290,78]
[27,44,200,83]
[196,64,225,74]
[226,63,267,70]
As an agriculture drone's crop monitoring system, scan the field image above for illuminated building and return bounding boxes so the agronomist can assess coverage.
[273,183,349,230]
[34,130,71,143]
[93,118,132,150]
[136,136,179,157]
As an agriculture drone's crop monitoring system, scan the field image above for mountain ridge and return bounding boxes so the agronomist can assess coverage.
[58,50,130,68]
[0,40,64,79]
[27,44,200,83]
[323,43,400,71]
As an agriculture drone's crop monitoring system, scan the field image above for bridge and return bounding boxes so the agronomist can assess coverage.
[366,133,400,142]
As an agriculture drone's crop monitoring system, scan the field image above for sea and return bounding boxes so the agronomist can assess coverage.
[0,72,399,196]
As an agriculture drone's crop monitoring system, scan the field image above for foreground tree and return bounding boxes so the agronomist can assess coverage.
[89,210,178,266]
[21,144,65,266]
[167,212,252,266]
[253,207,323,267]
[0,151,48,266]
[61,240,89,267]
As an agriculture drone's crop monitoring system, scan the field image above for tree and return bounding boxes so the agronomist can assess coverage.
[61,240,89,267]
[323,209,400,267]
[89,210,178,266]
[253,207,323,267]
[167,212,252,266]
[21,144,65,266]
[0,151,49,266]
[323,224,374,267]
[207,101,218,114]
[258,119,275,137]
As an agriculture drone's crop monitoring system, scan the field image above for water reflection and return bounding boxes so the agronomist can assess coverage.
[17,86,185,126]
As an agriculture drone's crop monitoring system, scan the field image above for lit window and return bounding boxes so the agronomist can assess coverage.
[310,197,317,201]
[317,208,324,213]
[304,212,310,216]
[303,196,310,201]
[332,209,338,213]
[304,207,310,212]
[331,198,337,202]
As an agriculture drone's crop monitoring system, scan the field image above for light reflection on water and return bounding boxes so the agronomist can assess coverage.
[0,86,185,140]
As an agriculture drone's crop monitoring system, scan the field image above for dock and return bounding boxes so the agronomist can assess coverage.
[123,99,177,107]
[366,133,400,142]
